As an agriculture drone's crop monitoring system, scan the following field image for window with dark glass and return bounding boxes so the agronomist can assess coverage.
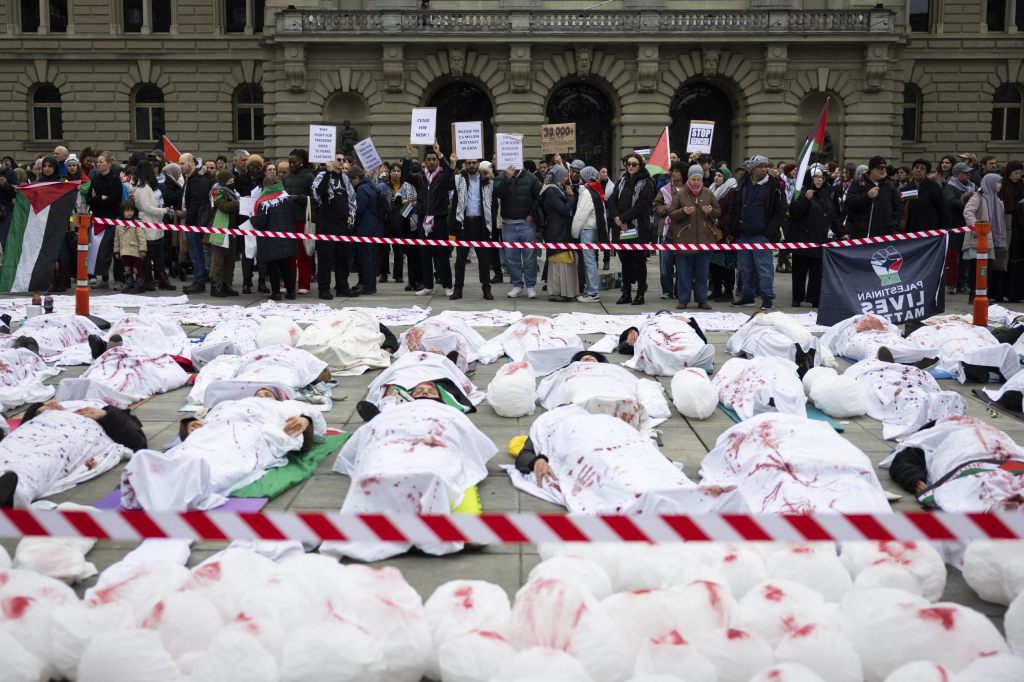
[254,0,264,32]
[20,0,40,32]
[902,84,921,143]
[909,0,931,32]
[32,84,63,141]
[124,0,143,32]
[50,0,68,32]
[1017,0,1024,30]
[152,0,172,32]
[133,84,165,142]
[225,0,246,32]
[987,0,1007,31]
[992,84,1023,142]
[235,84,265,142]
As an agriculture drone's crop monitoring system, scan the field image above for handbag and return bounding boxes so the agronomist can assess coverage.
[303,197,316,257]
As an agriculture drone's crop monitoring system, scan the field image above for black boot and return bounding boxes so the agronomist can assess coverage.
[356,400,381,422]
[88,334,108,359]
[0,471,17,507]
[449,287,463,301]
[616,287,632,305]
[632,286,646,306]
[210,283,228,298]
[483,287,494,301]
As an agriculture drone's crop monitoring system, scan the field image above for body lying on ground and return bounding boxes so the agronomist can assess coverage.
[713,356,808,421]
[477,315,583,375]
[616,312,714,376]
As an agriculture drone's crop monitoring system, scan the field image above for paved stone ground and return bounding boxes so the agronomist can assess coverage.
[0,264,1011,627]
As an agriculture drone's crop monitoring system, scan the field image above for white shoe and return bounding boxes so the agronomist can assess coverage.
[415,287,434,296]
[444,288,454,297]
[576,294,600,303]
[526,287,537,299]
[297,288,309,295]
[507,286,524,298]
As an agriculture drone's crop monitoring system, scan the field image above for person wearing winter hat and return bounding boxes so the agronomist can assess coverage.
[844,155,902,238]
[208,169,241,297]
[943,162,975,294]
[901,158,949,237]
[708,166,738,303]
[788,165,840,308]
[572,165,608,303]
[666,164,720,310]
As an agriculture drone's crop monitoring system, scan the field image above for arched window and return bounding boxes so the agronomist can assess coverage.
[902,84,922,142]
[31,83,63,141]
[133,84,165,142]
[670,82,733,167]
[547,83,614,169]
[235,84,265,142]
[992,84,1023,142]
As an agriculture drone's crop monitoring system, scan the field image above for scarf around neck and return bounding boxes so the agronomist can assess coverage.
[253,182,287,214]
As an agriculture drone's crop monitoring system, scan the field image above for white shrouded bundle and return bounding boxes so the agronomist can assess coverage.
[962,540,1024,605]
[1004,590,1024,656]
[670,367,718,419]
[255,316,302,348]
[439,630,517,682]
[883,660,954,682]
[489,647,595,682]
[486,361,537,417]
[425,580,512,680]
[697,627,775,682]
[733,579,831,647]
[839,541,947,602]
[765,544,852,603]
[749,663,827,681]
[77,630,180,682]
[527,556,614,600]
[802,366,867,418]
[955,655,1024,682]
[13,537,97,584]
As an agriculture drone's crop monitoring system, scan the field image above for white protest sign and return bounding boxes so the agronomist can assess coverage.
[452,121,484,160]
[410,108,437,145]
[353,137,383,172]
[495,133,524,169]
[308,124,336,163]
[686,120,715,154]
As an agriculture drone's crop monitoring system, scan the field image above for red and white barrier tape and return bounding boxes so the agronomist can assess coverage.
[2,509,1021,544]
[90,217,971,253]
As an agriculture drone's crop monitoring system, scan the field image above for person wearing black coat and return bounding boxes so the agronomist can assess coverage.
[788,167,840,308]
[539,166,578,301]
[22,401,148,452]
[85,153,125,288]
[844,156,902,238]
[606,153,656,305]
[310,156,358,299]
[247,163,301,301]
[725,156,788,309]
[901,159,950,234]
[402,143,455,295]
[0,168,17,250]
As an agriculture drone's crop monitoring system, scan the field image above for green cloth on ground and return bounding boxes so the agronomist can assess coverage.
[232,433,351,499]
[717,404,844,432]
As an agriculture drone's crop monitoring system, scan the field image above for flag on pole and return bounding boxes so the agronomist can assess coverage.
[645,127,671,176]
[792,99,829,200]
[0,181,81,293]
[162,134,182,163]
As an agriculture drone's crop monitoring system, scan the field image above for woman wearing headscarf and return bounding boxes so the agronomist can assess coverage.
[1001,160,1024,301]
[539,164,578,302]
[207,170,241,297]
[962,173,1004,302]
[666,164,720,310]
[709,166,738,302]
[571,166,608,303]
[652,162,687,300]
[607,152,656,305]
[788,164,840,308]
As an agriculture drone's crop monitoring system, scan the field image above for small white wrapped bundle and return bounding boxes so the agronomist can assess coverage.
[256,316,302,348]
[487,361,537,417]
[671,367,718,420]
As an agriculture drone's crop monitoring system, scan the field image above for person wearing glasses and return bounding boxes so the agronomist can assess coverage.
[607,153,656,305]
[845,156,902,239]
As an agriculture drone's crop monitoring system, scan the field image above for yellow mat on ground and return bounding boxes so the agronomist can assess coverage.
[453,485,482,515]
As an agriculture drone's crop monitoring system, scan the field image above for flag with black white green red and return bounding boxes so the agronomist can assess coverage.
[792,99,830,200]
[645,127,671,177]
[0,181,80,293]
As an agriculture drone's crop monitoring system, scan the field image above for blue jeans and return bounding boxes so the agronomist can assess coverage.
[675,252,710,305]
[579,228,599,297]
[501,220,537,288]
[659,236,676,297]
[186,232,209,285]
[736,234,775,302]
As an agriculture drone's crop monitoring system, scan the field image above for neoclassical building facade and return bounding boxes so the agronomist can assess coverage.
[1,0,1022,169]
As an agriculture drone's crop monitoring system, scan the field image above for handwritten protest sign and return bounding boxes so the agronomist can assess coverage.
[540,123,576,155]
[308,125,336,163]
[410,108,437,145]
[354,137,383,171]
[452,121,484,160]
[495,133,524,169]
[686,120,715,154]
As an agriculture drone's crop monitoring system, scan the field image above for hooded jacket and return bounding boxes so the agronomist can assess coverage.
[788,178,840,254]
[725,175,787,240]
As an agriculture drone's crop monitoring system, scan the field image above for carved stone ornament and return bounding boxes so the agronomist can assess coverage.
[702,49,721,76]
[509,44,531,93]
[764,45,787,93]
[575,46,592,79]
[864,45,887,93]
[637,44,659,93]
[283,45,306,93]
[382,45,404,93]
[449,47,466,79]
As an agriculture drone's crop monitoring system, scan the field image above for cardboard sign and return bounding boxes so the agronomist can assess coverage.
[353,137,383,172]
[495,133,524,170]
[452,121,484,160]
[308,125,336,163]
[410,108,437,145]
[686,120,715,154]
[541,122,576,155]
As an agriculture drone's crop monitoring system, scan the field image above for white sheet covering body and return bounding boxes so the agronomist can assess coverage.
[819,314,936,364]
[904,319,1019,383]
[0,314,102,360]
[507,404,746,514]
[58,346,189,408]
[535,362,670,433]
[322,399,496,562]
[713,356,808,421]
[699,412,892,513]
[477,316,584,375]
[187,344,327,407]
[725,312,826,366]
[397,316,487,373]
[120,397,326,511]
[0,347,59,409]
[190,316,265,368]
[366,351,484,407]
[883,416,1024,512]
[109,314,189,356]
[295,310,391,376]
[0,410,131,506]
[624,314,715,376]
[844,359,967,440]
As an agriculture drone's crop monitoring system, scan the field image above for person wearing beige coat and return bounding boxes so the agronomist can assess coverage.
[667,164,721,309]
[113,202,147,294]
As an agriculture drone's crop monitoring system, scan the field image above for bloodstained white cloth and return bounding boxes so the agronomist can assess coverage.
[0,347,59,409]
[725,311,828,366]
[0,314,102,360]
[57,346,189,408]
[296,310,391,376]
[53,313,190,367]
[397,316,487,373]
[506,404,746,514]
[322,399,496,562]
[713,356,808,422]
[0,410,131,507]
[187,344,327,407]
[699,412,892,513]
[120,397,327,511]
[623,313,715,376]
[477,315,583,376]
[904,318,1019,383]
[843,359,968,440]
[190,316,265,368]
[819,314,936,364]
[366,351,484,407]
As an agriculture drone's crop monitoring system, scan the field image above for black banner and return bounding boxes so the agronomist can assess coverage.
[817,235,947,326]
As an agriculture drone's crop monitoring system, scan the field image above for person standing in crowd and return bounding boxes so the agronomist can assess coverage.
[403,143,455,297]
[1002,160,1024,301]
[0,162,16,249]
[653,162,687,300]
[667,163,720,310]
[957,152,980,186]
[943,162,975,294]
[844,156,902,238]
[901,159,949,233]
[598,166,615,271]
[479,160,505,285]
[538,164,578,302]
[963,173,1005,302]
[129,160,176,292]
[448,155,496,301]
[607,152,655,306]
[247,162,300,301]
[709,166,738,302]
[240,154,270,294]
[283,148,315,295]
[114,200,147,294]
[788,165,839,308]
[350,164,382,296]
[159,162,188,283]
[572,166,607,303]
[310,152,357,300]
[53,145,69,176]
[494,158,542,299]
[179,153,212,294]
[726,155,786,310]
[207,170,240,297]
[381,162,419,290]
[936,155,957,185]
[980,155,999,177]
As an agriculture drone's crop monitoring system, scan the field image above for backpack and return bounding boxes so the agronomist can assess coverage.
[375,187,391,224]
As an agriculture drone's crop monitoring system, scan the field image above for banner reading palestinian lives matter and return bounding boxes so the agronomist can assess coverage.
[817,234,947,326]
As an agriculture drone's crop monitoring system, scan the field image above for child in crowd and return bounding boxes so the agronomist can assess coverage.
[114,201,147,294]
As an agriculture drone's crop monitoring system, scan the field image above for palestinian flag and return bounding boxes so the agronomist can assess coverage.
[162,134,181,163]
[645,127,671,176]
[793,99,829,200]
[0,181,80,293]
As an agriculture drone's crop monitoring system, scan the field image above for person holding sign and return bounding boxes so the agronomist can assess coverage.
[403,142,455,297]
[310,152,358,299]
[606,152,656,305]
[246,162,302,301]
[447,156,496,301]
